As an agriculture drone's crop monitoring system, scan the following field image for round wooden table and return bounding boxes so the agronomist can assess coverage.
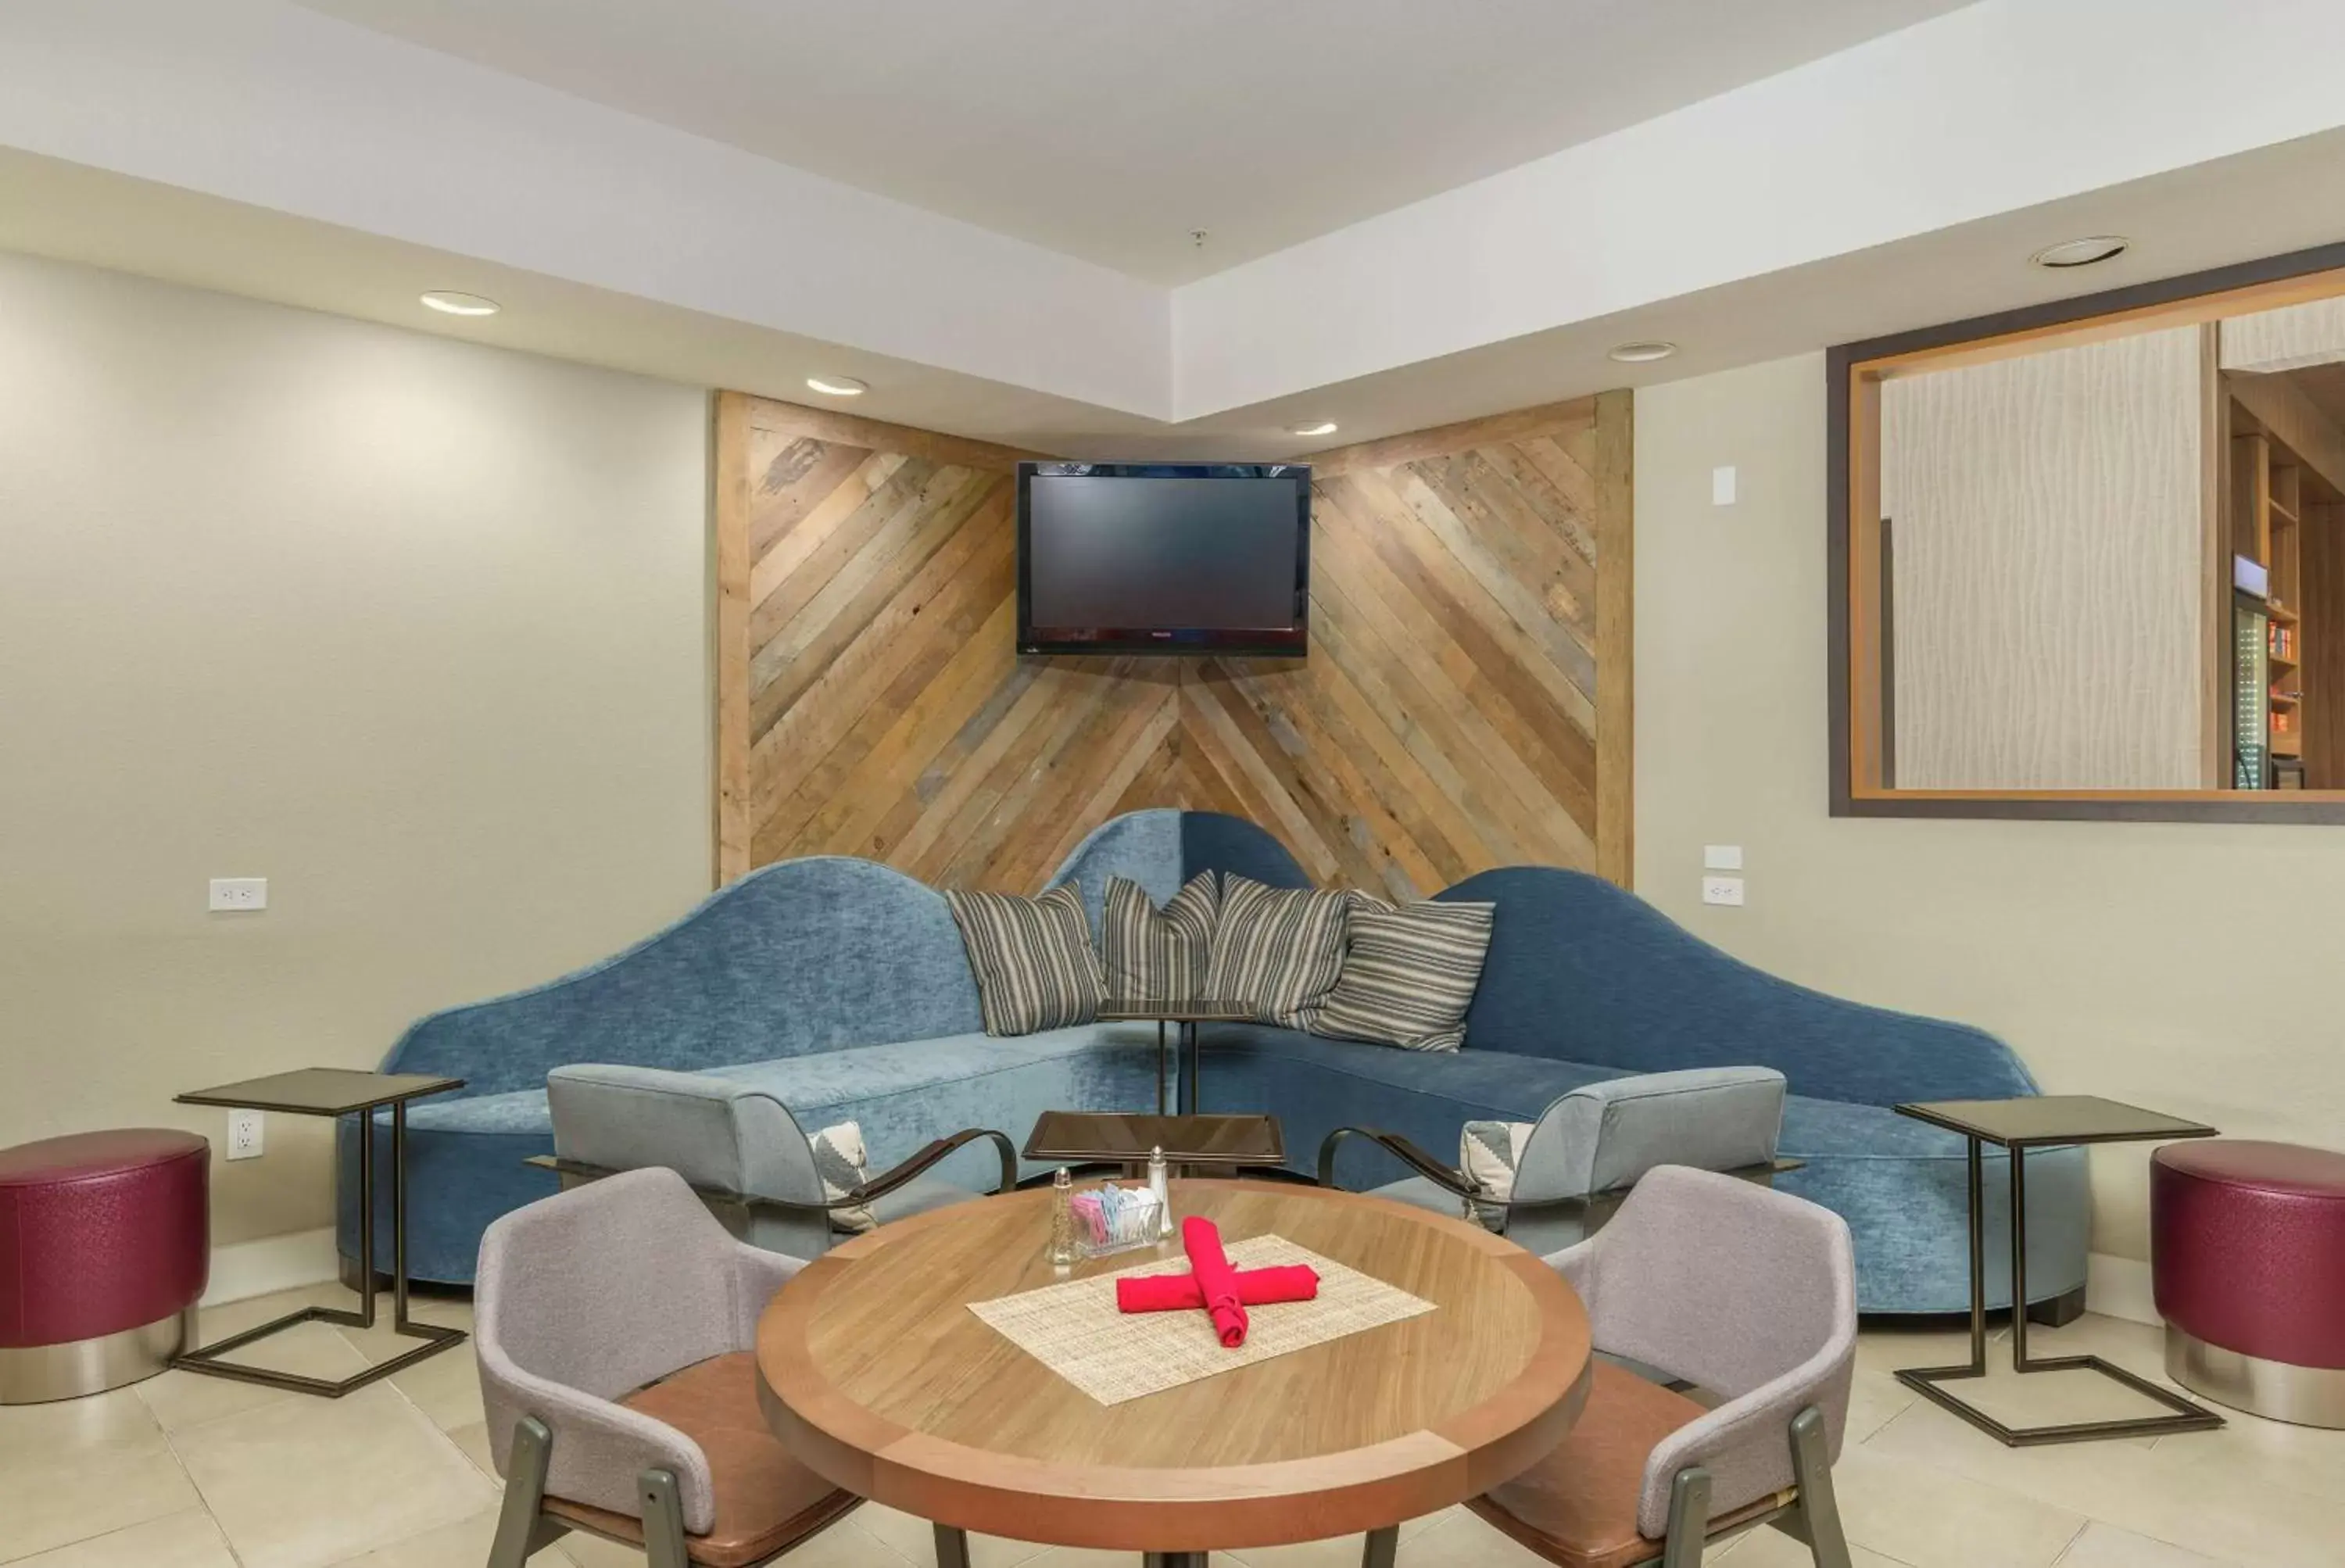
[755,1178,1591,1566]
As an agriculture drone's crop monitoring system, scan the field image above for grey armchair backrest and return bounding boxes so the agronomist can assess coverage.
[1505,1065,1785,1255]
[474,1166,800,1534]
[547,1062,832,1259]
[1546,1164,1857,1539]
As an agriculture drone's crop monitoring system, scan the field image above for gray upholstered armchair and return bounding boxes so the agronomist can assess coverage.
[1319,1066,1790,1254]
[476,1166,959,1567]
[1470,1165,1858,1568]
[536,1063,1017,1259]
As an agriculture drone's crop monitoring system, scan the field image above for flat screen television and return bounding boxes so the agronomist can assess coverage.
[1017,462,1310,656]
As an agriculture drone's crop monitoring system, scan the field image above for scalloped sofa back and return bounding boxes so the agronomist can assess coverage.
[342,808,2085,1315]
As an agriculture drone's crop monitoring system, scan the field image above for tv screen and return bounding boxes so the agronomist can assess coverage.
[1017,462,1310,656]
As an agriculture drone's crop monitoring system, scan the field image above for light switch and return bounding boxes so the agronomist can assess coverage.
[1702,844,1744,871]
[208,878,267,912]
[1712,465,1738,506]
[1701,875,1745,908]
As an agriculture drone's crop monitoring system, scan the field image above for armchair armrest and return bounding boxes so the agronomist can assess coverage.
[1316,1126,1484,1201]
[526,1125,1019,1216]
[1638,1343,1854,1537]
[476,1332,717,1531]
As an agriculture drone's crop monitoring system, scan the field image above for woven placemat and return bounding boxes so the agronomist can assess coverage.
[965,1233,1435,1405]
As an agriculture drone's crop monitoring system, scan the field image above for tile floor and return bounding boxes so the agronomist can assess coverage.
[5,1287,2341,1568]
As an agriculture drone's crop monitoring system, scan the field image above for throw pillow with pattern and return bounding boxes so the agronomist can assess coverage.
[943,882,1105,1036]
[1459,1119,1532,1230]
[809,1119,876,1233]
[1302,894,1495,1052]
[1201,873,1353,1027]
[1101,873,1219,1005]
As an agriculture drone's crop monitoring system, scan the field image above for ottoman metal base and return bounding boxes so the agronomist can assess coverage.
[0,1307,195,1405]
[2168,1326,2345,1430]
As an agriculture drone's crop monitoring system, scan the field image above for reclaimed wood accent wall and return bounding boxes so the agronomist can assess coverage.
[713,391,1633,895]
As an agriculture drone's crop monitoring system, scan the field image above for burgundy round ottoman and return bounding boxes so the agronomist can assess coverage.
[0,1129,209,1403]
[2153,1139,2345,1427]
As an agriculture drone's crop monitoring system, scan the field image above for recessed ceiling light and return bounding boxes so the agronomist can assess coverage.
[1291,421,1339,437]
[2030,235,2129,270]
[1607,341,1677,363]
[805,375,868,397]
[419,291,499,317]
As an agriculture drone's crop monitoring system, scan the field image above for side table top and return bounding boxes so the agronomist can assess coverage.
[1023,1112,1285,1165]
[754,1178,1591,1552]
[177,1068,465,1115]
[1896,1094,2218,1148]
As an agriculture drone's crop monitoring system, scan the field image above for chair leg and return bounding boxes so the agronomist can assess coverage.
[1659,1466,1712,1568]
[487,1416,559,1568]
[934,1523,972,1568]
[639,1470,692,1568]
[1787,1407,1853,1568]
[1362,1524,1398,1568]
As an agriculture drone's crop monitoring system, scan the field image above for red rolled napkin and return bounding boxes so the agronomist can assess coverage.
[1181,1215,1249,1348]
[1115,1264,1319,1314]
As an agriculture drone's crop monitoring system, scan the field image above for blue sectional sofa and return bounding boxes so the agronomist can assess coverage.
[346,808,2085,1316]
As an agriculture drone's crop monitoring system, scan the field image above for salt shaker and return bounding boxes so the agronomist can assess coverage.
[1047,1166,1076,1267]
[1147,1145,1172,1240]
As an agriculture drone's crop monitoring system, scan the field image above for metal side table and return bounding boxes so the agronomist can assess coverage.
[174,1068,466,1397]
[1096,1004,1254,1113]
[1892,1094,2222,1445]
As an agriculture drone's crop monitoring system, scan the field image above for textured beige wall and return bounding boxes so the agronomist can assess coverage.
[1636,352,2345,1262]
[0,253,715,1244]
[1881,328,2204,789]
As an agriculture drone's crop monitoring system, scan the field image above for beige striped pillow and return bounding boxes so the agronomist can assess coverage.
[944,884,1105,1036]
[1101,874,1219,1005]
[1201,874,1353,1027]
[1301,894,1495,1052]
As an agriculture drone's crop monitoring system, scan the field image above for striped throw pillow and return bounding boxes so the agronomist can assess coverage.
[1101,874,1219,1005]
[1302,895,1495,1052]
[1201,874,1353,1026]
[943,883,1104,1036]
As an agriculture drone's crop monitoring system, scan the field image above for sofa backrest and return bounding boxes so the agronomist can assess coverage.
[383,857,983,1097]
[1436,865,2038,1107]
[1047,808,1312,936]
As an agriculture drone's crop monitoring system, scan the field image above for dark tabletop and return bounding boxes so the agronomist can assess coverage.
[177,1068,466,1116]
[1024,1111,1286,1165]
[1896,1095,2218,1148]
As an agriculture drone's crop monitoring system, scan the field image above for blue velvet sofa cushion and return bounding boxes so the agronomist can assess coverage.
[1430,866,2038,1106]
[383,857,983,1099]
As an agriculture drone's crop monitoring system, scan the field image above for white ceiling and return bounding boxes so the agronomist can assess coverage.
[289,0,1973,283]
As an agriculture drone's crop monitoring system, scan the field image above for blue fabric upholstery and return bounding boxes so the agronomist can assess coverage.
[384,857,983,1094]
[347,808,2085,1315]
[1434,866,2038,1106]
[1046,809,1184,939]
[1180,811,1312,890]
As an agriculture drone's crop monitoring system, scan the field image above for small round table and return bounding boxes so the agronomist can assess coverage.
[755,1178,1591,1566]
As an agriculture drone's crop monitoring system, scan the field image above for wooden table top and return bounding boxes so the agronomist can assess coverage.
[754,1178,1591,1552]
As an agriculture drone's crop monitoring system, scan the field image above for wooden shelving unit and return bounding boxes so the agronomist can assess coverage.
[2230,411,2342,780]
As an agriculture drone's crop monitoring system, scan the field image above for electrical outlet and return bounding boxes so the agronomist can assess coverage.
[209,878,267,912]
[1702,844,1744,871]
[1712,465,1738,506]
[1701,875,1745,908]
[227,1108,265,1160]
